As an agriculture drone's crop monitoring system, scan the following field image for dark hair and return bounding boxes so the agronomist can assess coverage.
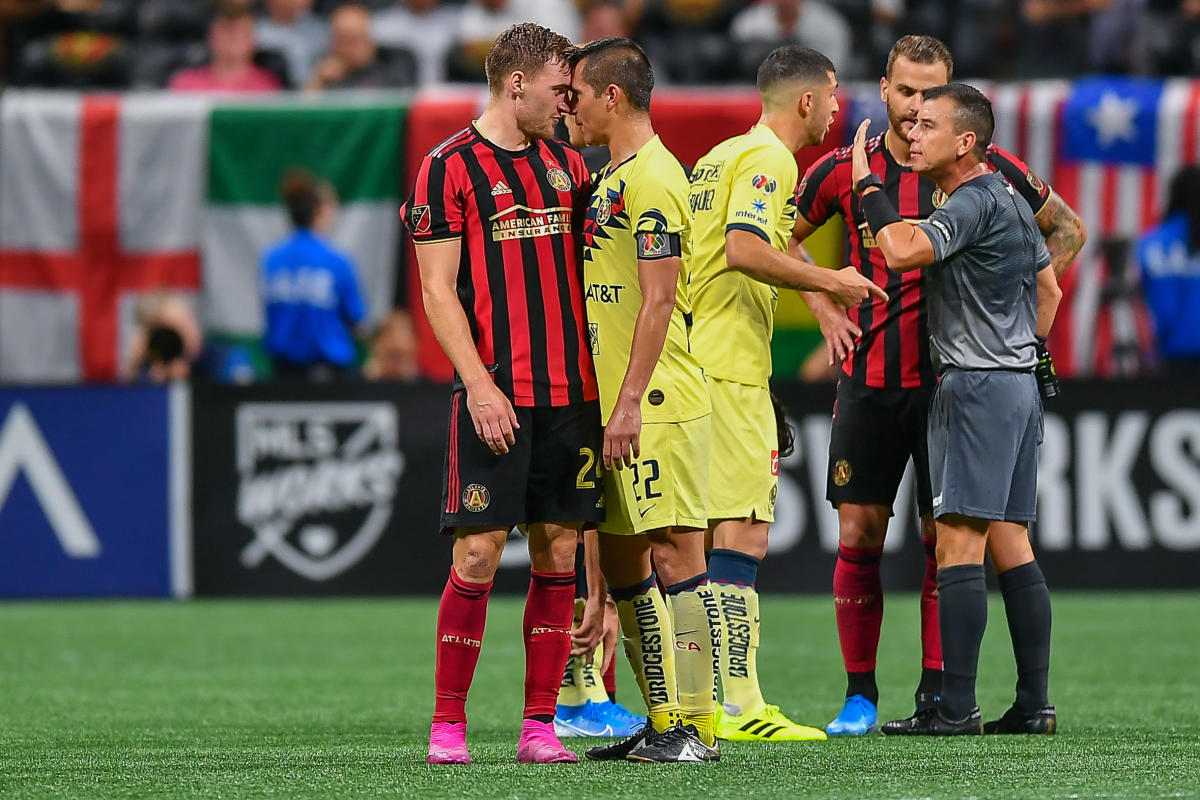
[1165,166,1200,252]
[885,34,953,81]
[770,392,795,458]
[485,22,573,96]
[213,0,254,23]
[756,45,835,95]
[567,37,654,112]
[279,168,329,229]
[144,326,184,365]
[923,83,993,160]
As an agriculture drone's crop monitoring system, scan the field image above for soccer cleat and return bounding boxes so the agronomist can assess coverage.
[826,694,879,736]
[584,722,655,761]
[881,706,983,736]
[516,719,578,763]
[626,723,720,763]
[594,700,647,737]
[427,721,471,764]
[554,701,616,738]
[983,705,1056,735]
[718,703,828,741]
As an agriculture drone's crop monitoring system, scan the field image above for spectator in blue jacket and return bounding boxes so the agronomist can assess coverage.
[262,169,367,381]
[1137,166,1200,375]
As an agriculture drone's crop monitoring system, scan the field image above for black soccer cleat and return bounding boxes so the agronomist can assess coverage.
[626,724,720,763]
[584,722,655,761]
[881,706,982,736]
[983,705,1056,735]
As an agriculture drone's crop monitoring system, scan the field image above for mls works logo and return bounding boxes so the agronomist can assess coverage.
[235,403,402,581]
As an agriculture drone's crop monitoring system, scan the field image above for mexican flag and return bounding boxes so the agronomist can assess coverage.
[202,98,406,339]
[0,92,407,383]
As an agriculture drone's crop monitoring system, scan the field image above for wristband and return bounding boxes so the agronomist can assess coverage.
[861,188,902,234]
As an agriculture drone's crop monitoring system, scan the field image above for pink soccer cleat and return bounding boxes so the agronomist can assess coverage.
[516,719,579,763]
[427,721,471,764]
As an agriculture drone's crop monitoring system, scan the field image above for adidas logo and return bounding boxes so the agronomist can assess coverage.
[491,180,512,196]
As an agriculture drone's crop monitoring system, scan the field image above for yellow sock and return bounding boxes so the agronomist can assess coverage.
[614,579,680,733]
[581,637,610,704]
[714,581,765,716]
[556,599,590,707]
[667,578,720,746]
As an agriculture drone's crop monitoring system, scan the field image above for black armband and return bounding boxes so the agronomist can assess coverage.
[636,230,681,260]
[860,189,902,234]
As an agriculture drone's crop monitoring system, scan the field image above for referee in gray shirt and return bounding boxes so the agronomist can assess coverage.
[846,83,1063,736]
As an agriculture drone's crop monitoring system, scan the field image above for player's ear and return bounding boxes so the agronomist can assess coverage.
[605,83,619,110]
[509,70,526,98]
[879,76,888,104]
[798,90,814,118]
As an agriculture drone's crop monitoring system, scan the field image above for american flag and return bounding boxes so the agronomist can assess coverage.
[844,78,1200,376]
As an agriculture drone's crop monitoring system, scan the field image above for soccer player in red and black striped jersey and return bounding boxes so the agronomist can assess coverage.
[790,35,1087,735]
[404,23,603,766]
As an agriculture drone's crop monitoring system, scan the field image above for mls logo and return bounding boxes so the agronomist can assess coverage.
[235,403,403,582]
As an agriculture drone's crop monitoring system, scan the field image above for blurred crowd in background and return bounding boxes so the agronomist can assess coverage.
[2,0,1200,91]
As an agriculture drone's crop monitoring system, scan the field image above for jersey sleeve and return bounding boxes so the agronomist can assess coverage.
[795,149,842,226]
[917,184,993,264]
[627,159,688,260]
[987,144,1052,216]
[403,153,463,242]
[725,145,797,242]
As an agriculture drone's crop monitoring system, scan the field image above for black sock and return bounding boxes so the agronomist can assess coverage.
[998,560,1052,713]
[846,671,878,706]
[917,667,942,700]
[937,564,987,721]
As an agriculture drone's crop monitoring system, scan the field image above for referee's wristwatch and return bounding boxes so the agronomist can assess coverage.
[854,173,883,196]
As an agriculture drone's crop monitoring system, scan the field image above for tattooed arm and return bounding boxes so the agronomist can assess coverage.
[1035,192,1087,279]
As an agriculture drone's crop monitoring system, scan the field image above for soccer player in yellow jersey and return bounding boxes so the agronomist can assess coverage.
[688,46,887,742]
[566,37,720,764]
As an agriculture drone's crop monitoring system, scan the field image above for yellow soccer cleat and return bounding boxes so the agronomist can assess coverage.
[716,704,828,742]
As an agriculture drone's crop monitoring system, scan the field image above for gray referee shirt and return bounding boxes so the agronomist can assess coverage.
[916,172,1051,373]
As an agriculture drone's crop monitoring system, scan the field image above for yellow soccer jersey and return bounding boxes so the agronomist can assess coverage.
[583,134,709,426]
[689,124,799,387]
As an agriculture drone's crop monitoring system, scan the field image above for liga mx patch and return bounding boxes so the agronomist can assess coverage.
[410,204,431,235]
[751,174,777,194]
[636,231,674,259]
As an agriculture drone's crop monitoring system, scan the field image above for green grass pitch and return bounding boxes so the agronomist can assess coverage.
[1,593,1198,799]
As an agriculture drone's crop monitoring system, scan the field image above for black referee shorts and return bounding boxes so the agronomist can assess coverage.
[439,394,604,533]
[826,376,935,516]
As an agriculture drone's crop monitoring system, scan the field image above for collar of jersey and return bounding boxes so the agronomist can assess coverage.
[470,121,538,157]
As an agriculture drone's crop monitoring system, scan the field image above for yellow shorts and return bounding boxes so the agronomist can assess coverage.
[708,378,777,522]
[600,414,711,535]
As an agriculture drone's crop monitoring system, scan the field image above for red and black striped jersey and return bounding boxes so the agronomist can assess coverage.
[795,133,1053,389]
[404,124,598,407]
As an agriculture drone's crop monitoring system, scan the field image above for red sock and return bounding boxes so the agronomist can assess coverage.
[833,544,885,672]
[523,569,576,718]
[602,647,617,699]
[432,567,491,724]
[920,536,943,669]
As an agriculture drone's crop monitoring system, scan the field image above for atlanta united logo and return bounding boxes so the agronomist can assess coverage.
[932,188,948,208]
[546,168,572,192]
[751,174,777,194]
[833,459,852,487]
[463,483,491,512]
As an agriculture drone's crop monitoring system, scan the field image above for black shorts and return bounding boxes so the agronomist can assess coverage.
[440,395,604,533]
[826,376,935,515]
